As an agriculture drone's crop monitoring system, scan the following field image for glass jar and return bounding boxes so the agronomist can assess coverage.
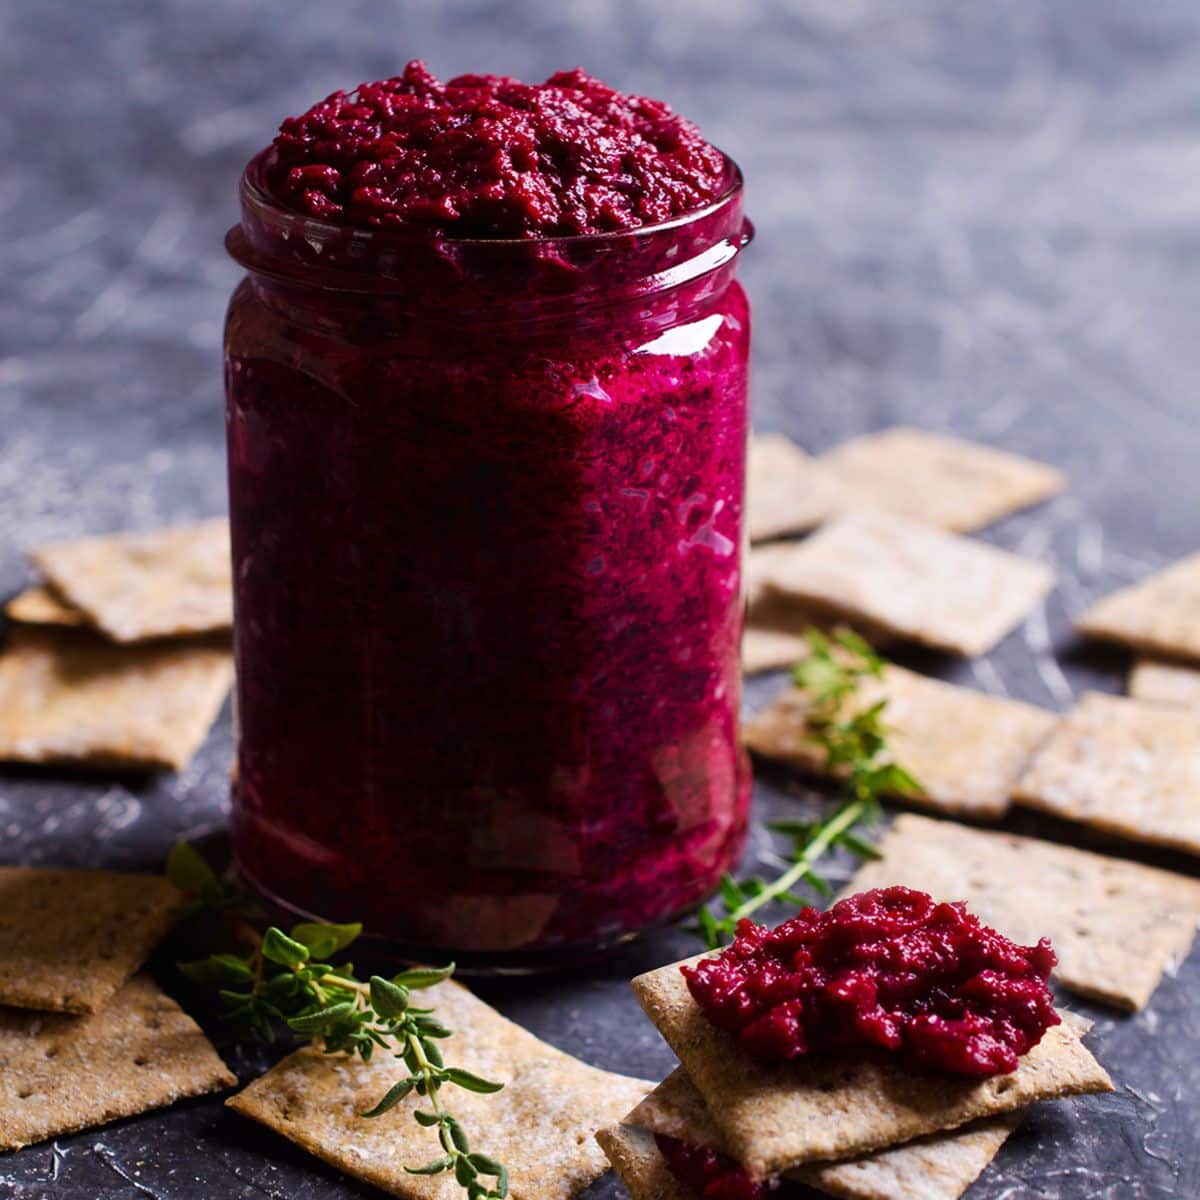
[224,151,753,966]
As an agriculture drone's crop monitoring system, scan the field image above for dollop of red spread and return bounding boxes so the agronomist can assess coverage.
[654,1135,765,1200]
[684,886,1060,1078]
[265,61,729,237]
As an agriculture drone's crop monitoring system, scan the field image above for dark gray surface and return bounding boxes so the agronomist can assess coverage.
[2,2,1198,1197]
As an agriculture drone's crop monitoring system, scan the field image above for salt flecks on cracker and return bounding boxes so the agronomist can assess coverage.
[822,428,1065,534]
[0,866,179,1014]
[0,974,234,1152]
[1076,552,1200,663]
[630,958,1111,1178]
[4,585,84,627]
[228,978,650,1200]
[751,510,1054,657]
[0,627,233,770]
[1129,658,1200,709]
[746,434,845,542]
[846,814,1200,1011]
[32,517,232,642]
[625,1068,1022,1200]
[1013,691,1200,858]
[744,665,1057,818]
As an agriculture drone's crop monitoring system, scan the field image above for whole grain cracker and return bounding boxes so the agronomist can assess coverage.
[747,434,845,542]
[822,429,1065,534]
[1129,658,1200,709]
[626,1068,1023,1200]
[4,585,84,627]
[33,517,232,642]
[0,866,179,1014]
[845,814,1200,1011]
[0,627,233,770]
[630,958,1111,1178]
[596,1124,694,1200]
[1013,691,1200,858]
[0,974,235,1152]
[228,978,651,1200]
[1076,553,1200,664]
[744,665,1057,818]
[751,510,1054,657]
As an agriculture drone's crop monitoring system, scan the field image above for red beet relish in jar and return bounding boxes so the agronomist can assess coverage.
[224,63,752,964]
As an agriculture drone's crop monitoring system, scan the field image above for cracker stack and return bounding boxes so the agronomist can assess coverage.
[0,866,234,1152]
[0,518,234,771]
[597,955,1112,1200]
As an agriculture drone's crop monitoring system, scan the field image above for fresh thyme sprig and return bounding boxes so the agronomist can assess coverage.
[693,628,921,949]
[166,844,509,1199]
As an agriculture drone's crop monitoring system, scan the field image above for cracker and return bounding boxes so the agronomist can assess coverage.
[0,974,235,1152]
[751,511,1054,657]
[1129,658,1200,709]
[747,434,845,542]
[625,1069,1022,1200]
[4,585,84,627]
[228,978,651,1200]
[596,1124,694,1200]
[1076,553,1200,664]
[32,517,232,642]
[846,814,1200,1011]
[822,429,1065,534]
[0,627,233,770]
[744,666,1057,818]
[0,866,179,1014]
[630,959,1111,1177]
[1013,691,1200,858]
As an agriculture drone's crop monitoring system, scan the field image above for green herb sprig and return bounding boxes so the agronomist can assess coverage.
[167,845,509,1199]
[693,628,921,949]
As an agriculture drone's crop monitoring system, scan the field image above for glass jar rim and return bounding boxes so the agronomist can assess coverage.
[236,147,746,251]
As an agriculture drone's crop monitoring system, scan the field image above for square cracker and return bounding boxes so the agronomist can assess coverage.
[32,517,232,642]
[1076,553,1200,664]
[228,978,651,1200]
[0,974,235,1152]
[4,585,84,627]
[1129,658,1200,709]
[622,1067,1025,1200]
[630,959,1111,1178]
[0,866,179,1014]
[0,627,233,770]
[845,814,1200,1011]
[751,511,1054,657]
[821,429,1064,534]
[747,434,845,542]
[744,665,1057,818]
[1013,691,1200,858]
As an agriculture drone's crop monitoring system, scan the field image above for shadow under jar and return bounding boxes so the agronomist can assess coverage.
[224,151,753,967]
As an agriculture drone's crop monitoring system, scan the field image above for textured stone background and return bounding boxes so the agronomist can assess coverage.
[1,1,1198,1196]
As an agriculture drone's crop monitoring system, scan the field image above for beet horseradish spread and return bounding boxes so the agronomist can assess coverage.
[223,64,752,962]
[685,887,1060,1078]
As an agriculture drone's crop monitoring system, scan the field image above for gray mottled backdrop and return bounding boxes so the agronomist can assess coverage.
[1,2,1198,1197]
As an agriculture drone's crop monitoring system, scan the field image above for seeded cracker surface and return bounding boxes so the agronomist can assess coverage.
[630,956,1111,1178]
[0,975,234,1152]
[32,517,233,642]
[746,434,845,542]
[228,978,651,1200]
[1013,691,1200,857]
[821,428,1065,534]
[0,867,179,1014]
[750,510,1054,657]
[0,627,233,770]
[744,665,1057,818]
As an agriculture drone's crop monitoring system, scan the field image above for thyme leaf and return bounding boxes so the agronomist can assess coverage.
[692,627,921,949]
[168,856,509,1200]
